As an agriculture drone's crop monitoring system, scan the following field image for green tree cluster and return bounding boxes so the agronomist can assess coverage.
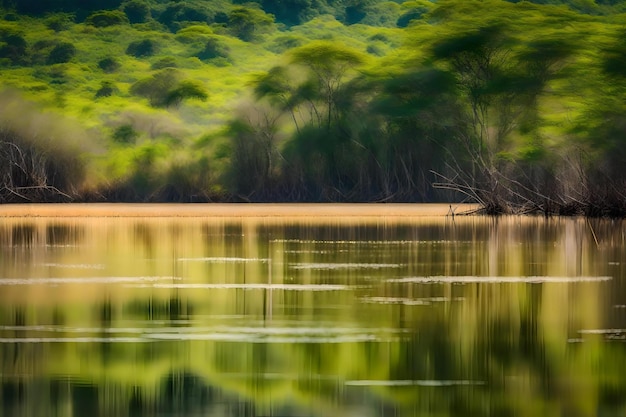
[0,0,626,212]
[224,0,626,213]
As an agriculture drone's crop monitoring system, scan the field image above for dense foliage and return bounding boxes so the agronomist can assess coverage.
[1,0,626,214]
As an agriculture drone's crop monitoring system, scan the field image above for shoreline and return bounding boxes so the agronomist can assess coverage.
[0,203,478,218]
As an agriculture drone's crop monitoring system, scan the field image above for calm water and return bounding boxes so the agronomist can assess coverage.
[1,210,626,417]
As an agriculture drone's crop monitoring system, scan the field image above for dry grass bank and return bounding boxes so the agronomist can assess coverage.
[0,203,478,218]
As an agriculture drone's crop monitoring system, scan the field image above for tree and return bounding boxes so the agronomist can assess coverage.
[370,68,463,201]
[249,41,369,200]
[225,114,280,199]
[569,28,626,215]
[227,6,275,42]
[393,0,582,211]
[287,41,366,130]
[195,37,230,61]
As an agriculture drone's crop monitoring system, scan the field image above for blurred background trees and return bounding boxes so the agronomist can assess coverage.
[1,0,626,212]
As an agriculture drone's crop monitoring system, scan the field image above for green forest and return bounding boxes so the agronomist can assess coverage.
[1,0,626,215]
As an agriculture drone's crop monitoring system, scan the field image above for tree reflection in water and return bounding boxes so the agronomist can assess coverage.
[0,215,625,416]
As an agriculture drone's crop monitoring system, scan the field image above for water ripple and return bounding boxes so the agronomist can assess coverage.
[0,337,149,343]
[345,380,485,386]
[289,263,402,270]
[387,276,612,284]
[0,276,181,285]
[151,283,353,291]
[178,257,269,263]
[39,263,106,270]
[360,296,464,305]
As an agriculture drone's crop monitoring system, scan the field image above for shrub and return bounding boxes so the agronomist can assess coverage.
[85,10,129,27]
[151,56,178,69]
[214,11,229,24]
[121,0,151,24]
[157,4,211,31]
[0,31,27,65]
[258,0,315,26]
[175,24,213,43]
[366,43,384,56]
[33,65,67,84]
[95,80,116,98]
[196,37,230,60]
[368,33,389,42]
[45,13,74,32]
[130,68,180,107]
[31,39,55,65]
[0,90,92,201]
[228,7,275,42]
[47,42,76,64]
[358,1,401,27]
[98,56,121,72]
[3,13,18,21]
[130,69,207,108]
[396,7,427,28]
[164,80,208,107]
[112,124,138,144]
[126,39,158,57]
[345,3,367,25]
[267,35,305,53]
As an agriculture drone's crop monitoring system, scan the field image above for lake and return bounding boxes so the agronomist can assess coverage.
[0,204,625,417]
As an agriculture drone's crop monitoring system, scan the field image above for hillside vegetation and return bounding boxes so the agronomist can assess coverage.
[2,0,626,215]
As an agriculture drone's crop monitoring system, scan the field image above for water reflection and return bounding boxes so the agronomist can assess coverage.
[0,215,625,416]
